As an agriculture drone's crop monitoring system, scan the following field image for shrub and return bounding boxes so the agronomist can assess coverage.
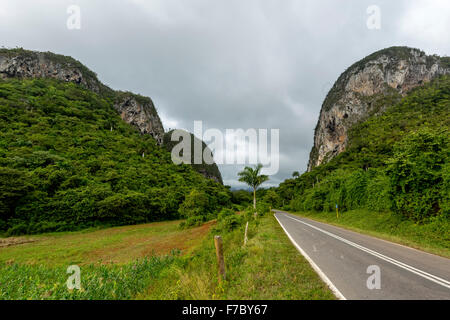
[365,170,391,212]
[255,202,271,216]
[178,189,210,218]
[215,214,243,232]
[217,208,235,220]
[179,216,206,229]
[387,129,448,222]
[263,190,282,208]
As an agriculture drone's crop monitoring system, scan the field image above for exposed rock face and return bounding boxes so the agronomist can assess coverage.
[0,50,106,94]
[114,94,165,144]
[0,48,165,144]
[308,47,450,171]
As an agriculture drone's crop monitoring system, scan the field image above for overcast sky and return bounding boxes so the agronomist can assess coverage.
[1,0,449,188]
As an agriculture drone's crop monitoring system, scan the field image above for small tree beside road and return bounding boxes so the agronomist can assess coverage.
[238,164,269,210]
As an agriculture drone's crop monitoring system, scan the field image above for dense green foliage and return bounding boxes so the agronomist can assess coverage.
[0,78,230,235]
[278,76,450,223]
[387,129,448,220]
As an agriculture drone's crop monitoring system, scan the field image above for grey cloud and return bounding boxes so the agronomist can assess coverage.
[0,0,448,188]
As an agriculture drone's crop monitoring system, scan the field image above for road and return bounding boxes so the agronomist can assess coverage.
[274,210,450,300]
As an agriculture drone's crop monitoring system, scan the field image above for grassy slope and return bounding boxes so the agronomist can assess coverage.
[290,210,450,258]
[0,214,335,300]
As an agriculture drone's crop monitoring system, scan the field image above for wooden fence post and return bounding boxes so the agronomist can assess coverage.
[214,236,226,282]
[243,222,249,246]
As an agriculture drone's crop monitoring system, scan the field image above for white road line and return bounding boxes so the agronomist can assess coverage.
[274,214,346,300]
[283,213,450,289]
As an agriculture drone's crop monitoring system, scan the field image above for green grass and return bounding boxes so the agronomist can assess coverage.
[138,214,335,300]
[0,256,177,300]
[290,210,450,258]
[0,220,212,266]
[0,214,335,300]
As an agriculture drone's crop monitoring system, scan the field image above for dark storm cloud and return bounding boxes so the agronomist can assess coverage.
[1,0,448,187]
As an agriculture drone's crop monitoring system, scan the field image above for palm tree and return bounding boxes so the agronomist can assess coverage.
[238,164,269,209]
[292,171,300,178]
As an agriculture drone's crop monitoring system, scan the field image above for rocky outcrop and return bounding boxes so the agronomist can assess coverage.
[0,48,165,144]
[308,47,450,171]
[114,93,165,144]
[0,49,108,94]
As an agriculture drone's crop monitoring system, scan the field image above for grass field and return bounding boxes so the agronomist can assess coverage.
[290,210,450,258]
[0,220,213,266]
[0,214,335,300]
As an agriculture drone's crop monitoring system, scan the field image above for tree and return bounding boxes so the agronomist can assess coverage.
[264,189,282,208]
[238,164,269,209]
[178,189,209,218]
[292,171,300,178]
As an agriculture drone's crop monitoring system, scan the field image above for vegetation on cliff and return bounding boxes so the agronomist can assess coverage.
[0,78,230,235]
[278,75,450,224]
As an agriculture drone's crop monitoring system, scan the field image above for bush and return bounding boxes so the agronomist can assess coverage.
[441,161,450,217]
[215,214,243,232]
[387,129,448,222]
[255,202,271,216]
[178,189,210,218]
[179,216,206,229]
[263,190,282,208]
[365,170,391,212]
[217,208,235,220]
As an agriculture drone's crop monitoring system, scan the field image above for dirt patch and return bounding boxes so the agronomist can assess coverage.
[0,237,38,248]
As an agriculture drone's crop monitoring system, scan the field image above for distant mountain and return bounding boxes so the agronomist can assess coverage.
[277,47,449,223]
[0,48,220,181]
[0,49,230,235]
[0,48,165,144]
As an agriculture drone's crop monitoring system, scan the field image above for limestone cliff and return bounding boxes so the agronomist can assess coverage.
[114,92,165,144]
[0,48,223,183]
[308,46,450,171]
[0,48,165,144]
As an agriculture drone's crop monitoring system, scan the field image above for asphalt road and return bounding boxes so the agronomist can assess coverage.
[274,210,450,300]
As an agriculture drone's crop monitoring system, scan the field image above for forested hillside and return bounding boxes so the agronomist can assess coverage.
[0,78,230,235]
[277,75,449,223]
